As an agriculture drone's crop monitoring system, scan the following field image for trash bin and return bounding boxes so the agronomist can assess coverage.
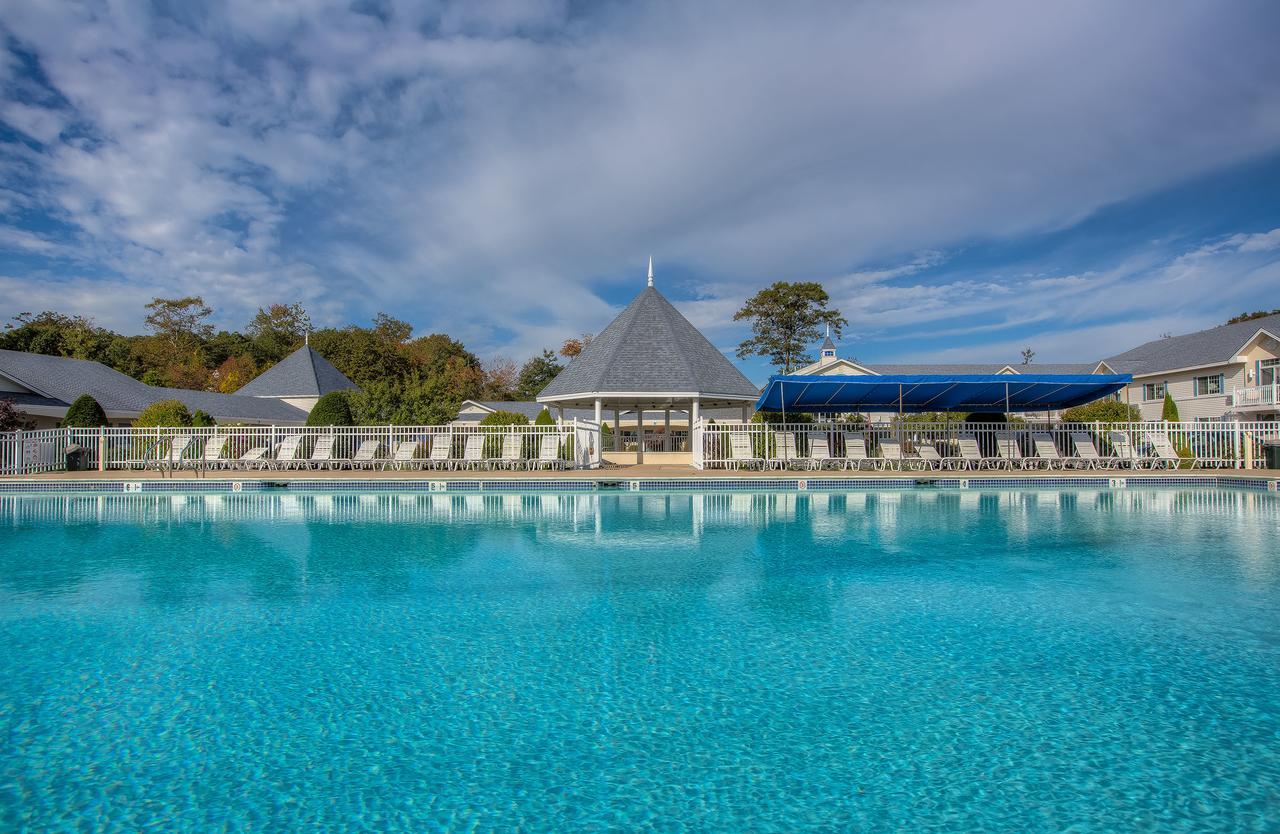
[65,444,89,471]
[1264,439,1280,470]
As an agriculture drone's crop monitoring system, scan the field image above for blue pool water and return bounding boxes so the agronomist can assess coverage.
[1,488,1278,832]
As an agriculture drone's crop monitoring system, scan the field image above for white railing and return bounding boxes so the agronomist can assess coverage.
[691,419,1280,470]
[0,421,604,476]
[1233,384,1278,409]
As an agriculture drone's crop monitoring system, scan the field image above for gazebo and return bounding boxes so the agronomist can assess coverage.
[537,261,760,464]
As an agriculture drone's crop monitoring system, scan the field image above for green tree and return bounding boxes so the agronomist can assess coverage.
[1225,309,1280,325]
[534,408,556,426]
[1161,392,1180,422]
[1,311,118,363]
[247,303,310,364]
[140,296,214,387]
[190,410,216,427]
[372,312,413,347]
[733,282,848,372]
[63,395,107,427]
[310,326,410,387]
[134,399,193,427]
[1061,399,1141,423]
[307,392,354,426]
[517,350,564,399]
[479,410,530,426]
[348,374,462,425]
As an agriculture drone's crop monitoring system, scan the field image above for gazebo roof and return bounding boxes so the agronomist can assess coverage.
[537,284,760,408]
[236,345,358,398]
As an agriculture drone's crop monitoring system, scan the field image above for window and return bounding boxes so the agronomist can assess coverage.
[1142,382,1166,401]
[1193,374,1223,396]
[1261,358,1278,387]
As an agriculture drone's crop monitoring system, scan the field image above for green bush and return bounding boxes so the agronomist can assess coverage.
[534,408,556,426]
[1161,392,1179,422]
[1061,399,1141,424]
[191,409,216,427]
[63,395,107,427]
[479,410,530,426]
[134,399,193,427]
[307,392,353,427]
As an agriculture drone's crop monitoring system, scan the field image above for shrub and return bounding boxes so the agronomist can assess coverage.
[479,410,530,426]
[134,399,192,427]
[63,395,107,427]
[1161,393,1180,422]
[534,408,556,426]
[307,391,353,426]
[0,397,32,432]
[1061,399,1141,424]
[191,409,216,427]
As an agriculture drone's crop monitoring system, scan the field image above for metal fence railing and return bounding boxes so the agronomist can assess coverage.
[691,419,1280,470]
[0,421,604,476]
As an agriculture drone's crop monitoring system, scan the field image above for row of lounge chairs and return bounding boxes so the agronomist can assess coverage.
[134,433,573,471]
[721,429,1195,471]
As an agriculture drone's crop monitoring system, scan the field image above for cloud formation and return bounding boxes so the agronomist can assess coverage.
[1,0,1278,371]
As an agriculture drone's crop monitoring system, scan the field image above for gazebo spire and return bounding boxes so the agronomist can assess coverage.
[647,256,653,287]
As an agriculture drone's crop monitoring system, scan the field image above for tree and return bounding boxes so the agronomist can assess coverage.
[246,302,310,364]
[559,333,594,358]
[733,282,848,372]
[191,410,216,427]
[405,333,484,401]
[482,357,519,400]
[516,350,564,399]
[0,398,32,431]
[309,326,410,386]
[372,312,413,347]
[348,374,463,425]
[307,392,354,427]
[534,408,556,426]
[212,354,258,393]
[479,410,530,426]
[1061,399,1141,423]
[1161,392,1180,422]
[1021,347,1035,365]
[1226,309,1280,325]
[63,395,107,427]
[141,296,214,386]
[134,399,193,428]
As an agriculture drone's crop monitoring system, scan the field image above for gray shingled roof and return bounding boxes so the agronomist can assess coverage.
[864,362,1101,376]
[537,286,759,401]
[0,349,308,423]
[1103,313,1280,376]
[235,345,358,397]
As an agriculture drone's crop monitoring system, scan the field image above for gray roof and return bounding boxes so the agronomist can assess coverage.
[864,362,1101,375]
[1102,313,1280,376]
[821,335,836,351]
[0,349,308,423]
[235,346,358,397]
[537,286,759,401]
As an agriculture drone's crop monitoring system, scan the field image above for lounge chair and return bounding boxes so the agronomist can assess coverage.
[728,431,764,469]
[768,432,798,470]
[1030,432,1066,470]
[533,434,565,470]
[150,434,194,470]
[425,435,452,470]
[1069,432,1106,469]
[391,441,421,470]
[235,447,269,470]
[805,432,835,470]
[1143,431,1184,469]
[201,435,230,469]
[458,434,486,470]
[915,441,944,470]
[840,432,874,470]
[272,435,305,470]
[352,440,384,470]
[993,431,1027,470]
[1106,431,1146,469]
[499,434,526,470]
[308,435,337,470]
[956,435,995,470]
[878,439,910,471]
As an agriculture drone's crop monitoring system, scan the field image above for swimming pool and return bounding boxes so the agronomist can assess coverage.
[2,488,1278,832]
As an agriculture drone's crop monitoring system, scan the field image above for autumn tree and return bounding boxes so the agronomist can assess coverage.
[482,357,519,400]
[212,354,258,393]
[559,332,594,358]
[733,282,847,373]
[140,296,214,386]
[246,302,310,364]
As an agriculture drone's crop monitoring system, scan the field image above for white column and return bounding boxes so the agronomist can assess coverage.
[664,409,671,452]
[691,397,700,426]
[612,407,621,452]
[636,409,645,464]
[741,403,751,423]
[594,398,602,425]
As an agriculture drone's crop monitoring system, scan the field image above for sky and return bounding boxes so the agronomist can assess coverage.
[1,0,1279,384]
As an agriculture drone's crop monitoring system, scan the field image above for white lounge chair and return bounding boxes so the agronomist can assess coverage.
[499,434,526,470]
[805,432,835,470]
[768,432,798,470]
[1030,432,1065,470]
[308,435,337,470]
[272,435,305,470]
[728,432,764,469]
[956,435,995,470]
[426,435,452,470]
[201,435,230,469]
[915,441,944,470]
[1069,432,1105,469]
[235,447,269,470]
[993,431,1026,470]
[878,439,910,471]
[150,434,194,470]
[1107,431,1149,469]
[352,440,383,470]
[533,434,565,470]
[1143,431,1184,469]
[840,432,874,470]
[391,440,421,470]
[458,434,486,470]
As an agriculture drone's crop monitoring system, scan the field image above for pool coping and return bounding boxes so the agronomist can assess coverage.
[0,473,1276,494]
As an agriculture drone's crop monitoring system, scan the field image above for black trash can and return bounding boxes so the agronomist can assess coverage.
[1264,439,1280,470]
[65,444,89,471]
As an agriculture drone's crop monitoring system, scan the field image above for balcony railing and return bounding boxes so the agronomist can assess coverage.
[1232,384,1278,409]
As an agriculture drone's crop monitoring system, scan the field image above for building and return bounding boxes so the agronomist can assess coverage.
[0,344,356,428]
[536,260,761,463]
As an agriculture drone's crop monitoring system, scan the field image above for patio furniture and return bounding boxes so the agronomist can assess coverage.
[729,431,764,470]
[840,432,874,470]
[768,432,798,470]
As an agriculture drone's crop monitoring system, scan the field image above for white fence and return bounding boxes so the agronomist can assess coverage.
[0,421,603,476]
[691,419,1280,470]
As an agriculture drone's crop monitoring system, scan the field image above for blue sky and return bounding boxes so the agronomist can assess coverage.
[1,1,1279,385]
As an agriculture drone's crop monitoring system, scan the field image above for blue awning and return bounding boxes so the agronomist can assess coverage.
[754,374,1132,414]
